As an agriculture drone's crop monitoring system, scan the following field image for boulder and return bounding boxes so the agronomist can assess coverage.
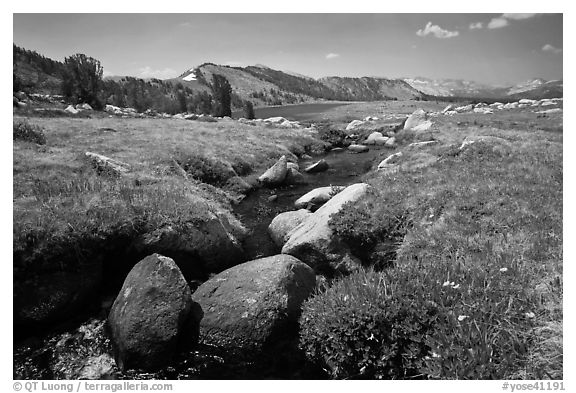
[473,107,493,114]
[85,152,130,177]
[373,136,390,145]
[268,209,313,247]
[364,131,384,145]
[347,144,369,153]
[441,104,454,113]
[281,183,372,274]
[108,254,200,371]
[285,167,307,185]
[131,211,246,278]
[191,255,315,352]
[15,91,28,101]
[287,162,299,171]
[384,137,397,148]
[345,120,365,131]
[304,159,329,173]
[403,109,425,129]
[540,100,557,107]
[455,104,473,113]
[77,103,93,111]
[519,99,538,105]
[294,186,346,210]
[258,155,288,186]
[264,116,288,124]
[377,152,403,169]
[65,105,79,114]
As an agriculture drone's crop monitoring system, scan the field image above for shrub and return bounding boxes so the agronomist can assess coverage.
[328,199,410,268]
[317,127,349,148]
[172,150,234,186]
[299,269,438,379]
[13,120,47,145]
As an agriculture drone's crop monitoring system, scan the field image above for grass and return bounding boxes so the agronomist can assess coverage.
[13,115,328,285]
[305,108,562,379]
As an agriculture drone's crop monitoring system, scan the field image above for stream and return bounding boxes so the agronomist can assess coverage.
[14,143,394,380]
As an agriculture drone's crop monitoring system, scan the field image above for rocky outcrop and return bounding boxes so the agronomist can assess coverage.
[268,210,313,247]
[131,211,246,279]
[258,155,288,186]
[281,183,372,274]
[85,152,130,177]
[191,255,315,352]
[108,254,201,371]
[294,186,345,210]
[345,120,365,131]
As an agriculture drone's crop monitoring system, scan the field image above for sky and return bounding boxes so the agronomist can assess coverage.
[13,13,563,86]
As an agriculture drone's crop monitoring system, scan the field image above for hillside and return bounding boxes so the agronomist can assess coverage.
[13,45,66,95]
[319,76,423,101]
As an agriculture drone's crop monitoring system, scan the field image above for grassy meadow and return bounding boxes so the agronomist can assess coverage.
[13,101,563,379]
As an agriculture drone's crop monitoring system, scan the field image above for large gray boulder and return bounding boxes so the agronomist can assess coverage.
[108,254,200,371]
[404,109,432,132]
[345,120,365,131]
[282,183,372,274]
[258,155,288,186]
[268,209,313,247]
[191,255,315,352]
[294,186,345,210]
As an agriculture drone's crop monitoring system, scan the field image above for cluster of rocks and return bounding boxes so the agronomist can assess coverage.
[239,116,316,131]
[65,103,94,114]
[269,183,372,274]
[440,97,563,116]
[107,252,316,371]
[257,155,330,187]
[13,92,67,109]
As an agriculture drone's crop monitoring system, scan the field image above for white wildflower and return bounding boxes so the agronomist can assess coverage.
[458,315,468,322]
[525,312,536,319]
[499,267,508,273]
[452,284,460,289]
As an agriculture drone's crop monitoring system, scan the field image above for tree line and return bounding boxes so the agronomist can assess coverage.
[14,45,255,118]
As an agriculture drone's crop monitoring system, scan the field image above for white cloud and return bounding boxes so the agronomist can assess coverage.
[488,13,539,29]
[137,66,177,79]
[325,53,340,60]
[103,70,114,77]
[502,13,537,20]
[416,22,459,39]
[542,44,562,54]
[469,22,483,30]
[488,17,509,29]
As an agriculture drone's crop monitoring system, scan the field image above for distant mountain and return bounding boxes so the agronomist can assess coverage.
[506,79,563,99]
[403,77,562,99]
[14,43,562,110]
[319,76,422,101]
